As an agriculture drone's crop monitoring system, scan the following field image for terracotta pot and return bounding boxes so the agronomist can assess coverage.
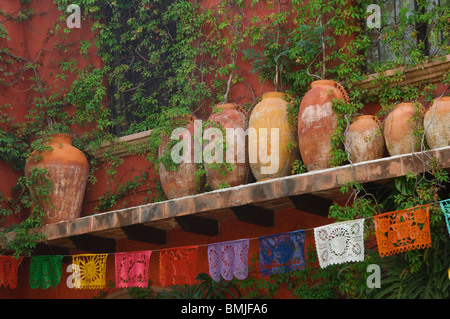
[248,92,298,181]
[24,134,89,224]
[158,115,205,199]
[344,115,385,163]
[424,96,450,150]
[298,80,349,171]
[384,102,423,156]
[205,103,250,189]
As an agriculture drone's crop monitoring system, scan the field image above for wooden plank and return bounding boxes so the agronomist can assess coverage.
[32,243,71,256]
[69,234,116,253]
[289,194,333,217]
[231,205,274,227]
[121,224,167,245]
[2,147,447,252]
[174,215,220,237]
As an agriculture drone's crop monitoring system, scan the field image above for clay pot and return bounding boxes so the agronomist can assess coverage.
[344,115,385,163]
[424,96,450,150]
[205,103,250,189]
[248,92,298,181]
[158,115,205,199]
[24,134,89,224]
[384,102,424,156]
[298,80,349,171]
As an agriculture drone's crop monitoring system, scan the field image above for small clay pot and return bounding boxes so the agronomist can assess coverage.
[298,80,349,171]
[205,103,250,189]
[158,115,205,199]
[24,134,89,224]
[248,92,298,180]
[424,96,450,150]
[384,102,423,156]
[344,115,385,163]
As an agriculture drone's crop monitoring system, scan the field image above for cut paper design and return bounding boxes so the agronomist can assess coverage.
[29,255,63,289]
[0,256,23,289]
[72,254,108,289]
[115,251,152,288]
[314,219,365,268]
[440,199,450,236]
[259,230,305,276]
[159,246,198,287]
[374,204,431,257]
[208,239,249,282]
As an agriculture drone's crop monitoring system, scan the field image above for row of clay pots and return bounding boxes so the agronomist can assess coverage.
[157,91,299,199]
[158,103,251,199]
[159,81,449,200]
[347,97,450,164]
[299,80,450,167]
[23,87,449,224]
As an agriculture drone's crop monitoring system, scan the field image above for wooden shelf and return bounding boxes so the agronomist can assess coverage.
[3,146,450,253]
[356,55,450,92]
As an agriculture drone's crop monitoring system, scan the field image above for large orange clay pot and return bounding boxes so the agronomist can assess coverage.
[298,80,349,171]
[24,134,89,224]
[158,115,205,199]
[384,102,423,156]
[344,115,385,163]
[248,92,298,181]
[205,103,250,189]
[424,96,450,150]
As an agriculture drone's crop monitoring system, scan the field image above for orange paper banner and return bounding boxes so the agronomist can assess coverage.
[374,204,431,257]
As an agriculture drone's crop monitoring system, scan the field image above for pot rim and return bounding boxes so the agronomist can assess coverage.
[261,91,286,100]
[433,96,450,103]
[310,79,337,87]
[29,132,74,144]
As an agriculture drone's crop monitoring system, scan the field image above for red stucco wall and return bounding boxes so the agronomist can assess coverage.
[3,0,446,300]
[0,0,364,299]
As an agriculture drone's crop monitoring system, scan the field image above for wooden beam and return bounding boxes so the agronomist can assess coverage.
[289,194,333,217]
[231,205,274,227]
[174,215,219,237]
[121,224,167,245]
[32,243,71,256]
[69,234,116,253]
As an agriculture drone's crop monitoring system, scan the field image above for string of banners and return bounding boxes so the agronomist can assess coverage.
[0,199,449,290]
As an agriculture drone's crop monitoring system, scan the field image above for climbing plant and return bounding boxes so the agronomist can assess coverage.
[0,0,449,297]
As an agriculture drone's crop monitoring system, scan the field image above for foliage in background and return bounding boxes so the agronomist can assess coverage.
[0,0,449,297]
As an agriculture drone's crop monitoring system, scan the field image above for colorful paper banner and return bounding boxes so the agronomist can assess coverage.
[208,239,249,282]
[314,219,365,268]
[259,230,305,276]
[72,254,108,289]
[115,251,152,288]
[159,246,198,287]
[29,255,63,289]
[374,204,431,257]
[0,256,23,289]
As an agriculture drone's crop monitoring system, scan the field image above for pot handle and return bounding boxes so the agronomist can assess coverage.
[236,104,249,119]
[334,82,350,104]
[372,115,382,127]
